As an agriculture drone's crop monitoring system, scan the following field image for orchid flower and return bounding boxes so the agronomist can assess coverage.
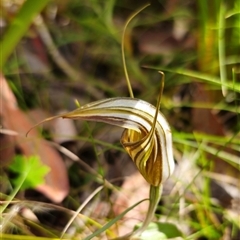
[28,73,175,238]
[28,4,175,238]
[48,83,174,187]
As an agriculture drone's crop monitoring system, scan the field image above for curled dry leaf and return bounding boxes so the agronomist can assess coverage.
[0,73,69,203]
[111,171,149,236]
[0,72,17,167]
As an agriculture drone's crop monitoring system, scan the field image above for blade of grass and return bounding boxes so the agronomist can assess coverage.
[218,3,227,96]
[0,0,50,70]
[173,132,239,146]
[84,199,148,240]
[174,137,239,167]
[197,0,208,62]
[60,185,116,239]
[0,234,68,240]
[144,66,240,93]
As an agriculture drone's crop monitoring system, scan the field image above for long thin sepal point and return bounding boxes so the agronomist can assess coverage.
[121,3,150,98]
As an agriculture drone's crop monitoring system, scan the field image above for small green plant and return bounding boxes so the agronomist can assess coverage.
[8,155,50,190]
[0,155,49,235]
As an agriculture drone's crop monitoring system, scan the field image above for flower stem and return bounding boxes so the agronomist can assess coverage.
[132,184,163,237]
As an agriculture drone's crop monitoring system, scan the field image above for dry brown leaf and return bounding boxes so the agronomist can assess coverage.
[111,171,149,236]
[0,73,69,203]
